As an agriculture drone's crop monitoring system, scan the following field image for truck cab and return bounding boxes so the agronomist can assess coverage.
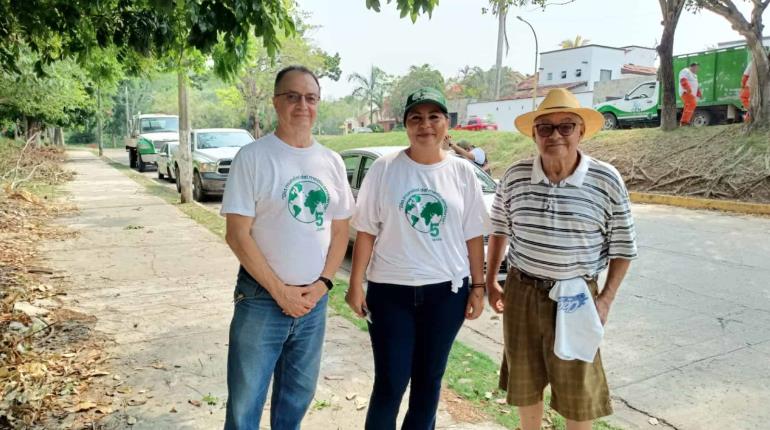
[125,114,179,172]
[173,128,254,201]
[595,81,659,129]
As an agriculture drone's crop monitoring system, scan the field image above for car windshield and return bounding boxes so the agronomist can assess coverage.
[140,117,178,133]
[197,132,253,149]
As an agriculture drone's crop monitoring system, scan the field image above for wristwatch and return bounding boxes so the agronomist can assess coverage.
[318,276,334,291]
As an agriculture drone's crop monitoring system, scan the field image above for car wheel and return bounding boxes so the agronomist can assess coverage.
[193,172,206,202]
[602,112,618,130]
[691,110,712,127]
[175,166,181,193]
[129,149,137,168]
[166,163,175,182]
[157,165,165,180]
[137,154,146,172]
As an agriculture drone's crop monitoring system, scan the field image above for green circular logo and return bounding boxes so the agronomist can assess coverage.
[401,189,446,238]
[286,178,329,226]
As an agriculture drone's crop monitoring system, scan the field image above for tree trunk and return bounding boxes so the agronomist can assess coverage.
[746,36,770,130]
[657,0,685,132]
[97,86,104,156]
[178,69,193,203]
[125,84,131,138]
[55,127,64,146]
[494,4,507,100]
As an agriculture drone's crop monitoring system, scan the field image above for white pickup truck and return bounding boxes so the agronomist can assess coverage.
[125,114,179,172]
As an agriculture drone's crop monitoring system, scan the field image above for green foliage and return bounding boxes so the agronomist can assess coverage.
[0,46,94,127]
[365,0,440,22]
[316,96,361,135]
[66,130,96,144]
[368,123,384,133]
[348,66,391,124]
[387,64,445,121]
[447,65,524,100]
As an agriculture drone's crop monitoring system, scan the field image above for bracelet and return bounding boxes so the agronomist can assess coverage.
[470,283,486,289]
[318,276,334,291]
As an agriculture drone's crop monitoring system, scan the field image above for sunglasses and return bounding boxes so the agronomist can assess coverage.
[533,122,579,138]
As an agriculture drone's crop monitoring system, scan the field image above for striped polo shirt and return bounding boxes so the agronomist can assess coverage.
[490,152,637,280]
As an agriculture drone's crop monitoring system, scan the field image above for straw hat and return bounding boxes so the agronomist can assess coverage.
[514,88,604,139]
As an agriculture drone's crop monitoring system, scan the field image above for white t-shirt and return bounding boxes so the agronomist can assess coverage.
[678,68,699,96]
[352,150,491,290]
[548,278,604,363]
[471,147,486,166]
[221,133,354,285]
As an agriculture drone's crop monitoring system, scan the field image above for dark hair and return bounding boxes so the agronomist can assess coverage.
[274,65,321,93]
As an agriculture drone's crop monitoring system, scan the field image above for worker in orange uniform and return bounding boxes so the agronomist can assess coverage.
[678,62,701,126]
[740,61,753,122]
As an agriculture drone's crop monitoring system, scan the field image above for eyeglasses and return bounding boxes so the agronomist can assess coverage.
[533,122,579,138]
[274,92,320,105]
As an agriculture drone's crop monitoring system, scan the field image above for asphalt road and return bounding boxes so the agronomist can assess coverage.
[103,147,770,430]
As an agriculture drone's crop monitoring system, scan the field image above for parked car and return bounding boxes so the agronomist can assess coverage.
[173,128,254,201]
[156,142,178,182]
[125,114,179,172]
[351,126,373,134]
[453,116,498,131]
[339,146,508,281]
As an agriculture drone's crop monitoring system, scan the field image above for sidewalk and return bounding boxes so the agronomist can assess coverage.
[43,150,505,429]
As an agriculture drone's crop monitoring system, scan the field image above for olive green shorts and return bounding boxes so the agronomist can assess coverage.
[498,270,612,421]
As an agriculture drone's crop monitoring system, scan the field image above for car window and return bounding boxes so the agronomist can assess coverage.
[160,144,168,155]
[140,117,179,133]
[471,164,497,193]
[342,155,361,187]
[197,131,253,149]
[359,157,375,187]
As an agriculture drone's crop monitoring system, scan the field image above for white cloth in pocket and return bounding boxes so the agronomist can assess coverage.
[548,277,604,363]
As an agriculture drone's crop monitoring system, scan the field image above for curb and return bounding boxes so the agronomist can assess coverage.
[629,192,770,216]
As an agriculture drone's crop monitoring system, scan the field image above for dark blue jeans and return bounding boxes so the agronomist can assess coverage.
[224,267,327,430]
[364,279,469,430]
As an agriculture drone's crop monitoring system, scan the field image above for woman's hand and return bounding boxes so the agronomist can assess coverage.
[465,288,485,320]
[345,283,368,318]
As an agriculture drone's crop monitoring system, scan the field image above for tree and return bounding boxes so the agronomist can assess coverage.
[657,0,687,131]
[0,47,93,142]
[559,35,590,49]
[690,0,770,130]
[387,64,445,121]
[483,1,549,99]
[348,66,389,124]
[448,65,524,101]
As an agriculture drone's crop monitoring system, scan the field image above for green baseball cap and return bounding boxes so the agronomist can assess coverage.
[403,87,448,124]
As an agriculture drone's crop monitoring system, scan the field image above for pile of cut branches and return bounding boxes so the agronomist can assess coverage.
[584,125,770,203]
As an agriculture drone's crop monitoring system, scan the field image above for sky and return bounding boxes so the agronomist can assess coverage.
[297,0,761,99]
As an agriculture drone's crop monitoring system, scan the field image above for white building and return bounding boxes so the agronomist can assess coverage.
[467,44,657,132]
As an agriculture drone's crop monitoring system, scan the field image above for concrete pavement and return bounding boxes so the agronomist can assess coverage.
[43,150,504,429]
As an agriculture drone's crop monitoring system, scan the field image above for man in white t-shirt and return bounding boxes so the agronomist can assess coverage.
[221,66,354,430]
[678,62,701,126]
[448,138,490,174]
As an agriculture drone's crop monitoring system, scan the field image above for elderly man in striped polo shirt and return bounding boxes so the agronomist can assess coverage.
[485,88,637,430]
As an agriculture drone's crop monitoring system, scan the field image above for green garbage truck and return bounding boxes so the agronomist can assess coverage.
[125,114,179,172]
[594,45,750,129]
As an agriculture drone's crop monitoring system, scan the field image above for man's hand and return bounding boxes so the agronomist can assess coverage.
[301,281,328,305]
[345,283,367,318]
[595,295,612,325]
[465,288,485,320]
[487,280,504,314]
[275,285,315,318]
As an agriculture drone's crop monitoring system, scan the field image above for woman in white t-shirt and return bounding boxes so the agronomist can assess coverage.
[346,87,490,429]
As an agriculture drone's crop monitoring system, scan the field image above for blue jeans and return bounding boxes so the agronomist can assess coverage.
[365,279,469,430]
[224,267,327,430]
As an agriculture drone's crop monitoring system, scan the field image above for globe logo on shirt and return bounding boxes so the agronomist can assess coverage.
[400,188,447,238]
[284,176,330,226]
